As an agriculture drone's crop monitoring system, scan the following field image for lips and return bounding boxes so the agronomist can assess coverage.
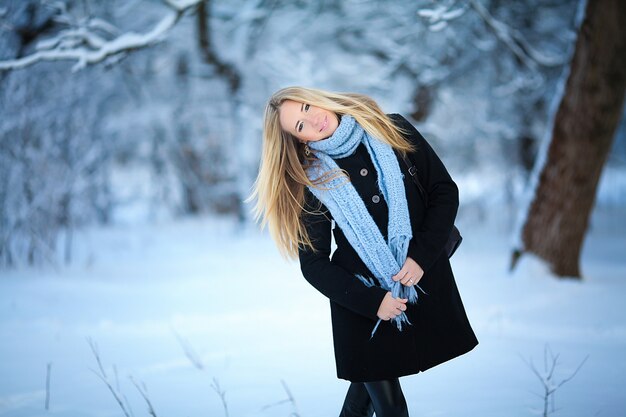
[319,115,328,133]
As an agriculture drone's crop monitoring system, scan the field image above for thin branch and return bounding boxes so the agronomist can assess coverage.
[89,369,132,417]
[86,337,132,417]
[45,362,52,410]
[555,354,589,389]
[259,379,300,416]
[130,376,158,417]
[469,0,568,70]
[210,377,229,417]
[0,0,202,72]
[172,328,205,370]
[113,365,135,417]
[260,398,292,411]
[86,337,107,378]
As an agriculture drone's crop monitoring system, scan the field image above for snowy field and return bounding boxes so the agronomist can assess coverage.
[1,206,625,417]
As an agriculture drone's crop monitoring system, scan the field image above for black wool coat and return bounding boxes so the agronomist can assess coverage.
[298,113,478,383]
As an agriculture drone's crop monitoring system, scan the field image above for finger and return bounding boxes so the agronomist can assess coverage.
[392,268,409,282]
[400,276,412,285]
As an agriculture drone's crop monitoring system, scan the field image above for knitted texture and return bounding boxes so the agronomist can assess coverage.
[306,115,422,338]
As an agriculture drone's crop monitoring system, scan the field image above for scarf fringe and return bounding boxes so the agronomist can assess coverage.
[358,273,429,340]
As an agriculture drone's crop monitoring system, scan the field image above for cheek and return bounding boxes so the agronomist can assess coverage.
[329,116,339,134]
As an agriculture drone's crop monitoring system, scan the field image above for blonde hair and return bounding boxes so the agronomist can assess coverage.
[247,86,415,259]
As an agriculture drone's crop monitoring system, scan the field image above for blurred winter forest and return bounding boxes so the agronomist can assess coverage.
[1,0,625,268]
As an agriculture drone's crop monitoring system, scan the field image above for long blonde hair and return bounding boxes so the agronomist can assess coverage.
[247,86,415,259]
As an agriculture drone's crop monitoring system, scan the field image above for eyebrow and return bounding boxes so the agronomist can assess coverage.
[294,103,304,133]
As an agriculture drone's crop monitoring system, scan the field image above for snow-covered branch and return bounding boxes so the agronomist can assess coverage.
[0,0,202,72]
[469,0,568,70]
[418,3,469,32]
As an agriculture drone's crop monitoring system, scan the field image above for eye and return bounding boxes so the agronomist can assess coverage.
[304,104,310,112]
[298,122,304,132]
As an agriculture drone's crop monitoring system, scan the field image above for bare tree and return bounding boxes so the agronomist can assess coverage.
[521,344,588,417]
[194,0,265,223]
[167,4,242,216]
[512,0,626,278]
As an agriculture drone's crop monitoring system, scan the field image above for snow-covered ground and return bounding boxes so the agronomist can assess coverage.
[1,206,625,417]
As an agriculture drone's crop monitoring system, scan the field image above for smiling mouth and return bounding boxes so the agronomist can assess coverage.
[319,115,328,133]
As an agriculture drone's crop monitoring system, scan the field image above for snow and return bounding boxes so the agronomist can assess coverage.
[1,206,625,417]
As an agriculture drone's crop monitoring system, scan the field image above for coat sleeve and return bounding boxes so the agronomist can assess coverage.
[389,113,460,274]
[298,188,389,321]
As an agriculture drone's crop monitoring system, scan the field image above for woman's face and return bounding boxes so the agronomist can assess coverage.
[278,99,339,142]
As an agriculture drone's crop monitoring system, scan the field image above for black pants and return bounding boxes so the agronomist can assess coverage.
[339,378,409,417]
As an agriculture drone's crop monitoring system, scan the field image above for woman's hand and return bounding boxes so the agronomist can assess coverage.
[376,292,408,321]
[392,256,424,287]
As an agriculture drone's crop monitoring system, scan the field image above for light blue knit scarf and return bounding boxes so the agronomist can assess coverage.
[305,115,423,338]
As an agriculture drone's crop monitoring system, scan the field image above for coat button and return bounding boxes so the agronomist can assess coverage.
[372,195,380,203]
[360,168,368,176]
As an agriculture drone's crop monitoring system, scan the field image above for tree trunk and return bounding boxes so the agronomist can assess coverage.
[196,0,246,221]
[196,0,241,92]
[514,0,626,278]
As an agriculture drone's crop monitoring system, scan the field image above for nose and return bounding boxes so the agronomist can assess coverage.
[306,111,322,129]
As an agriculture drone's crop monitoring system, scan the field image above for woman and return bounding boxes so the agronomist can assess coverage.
[250,86,478,417]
